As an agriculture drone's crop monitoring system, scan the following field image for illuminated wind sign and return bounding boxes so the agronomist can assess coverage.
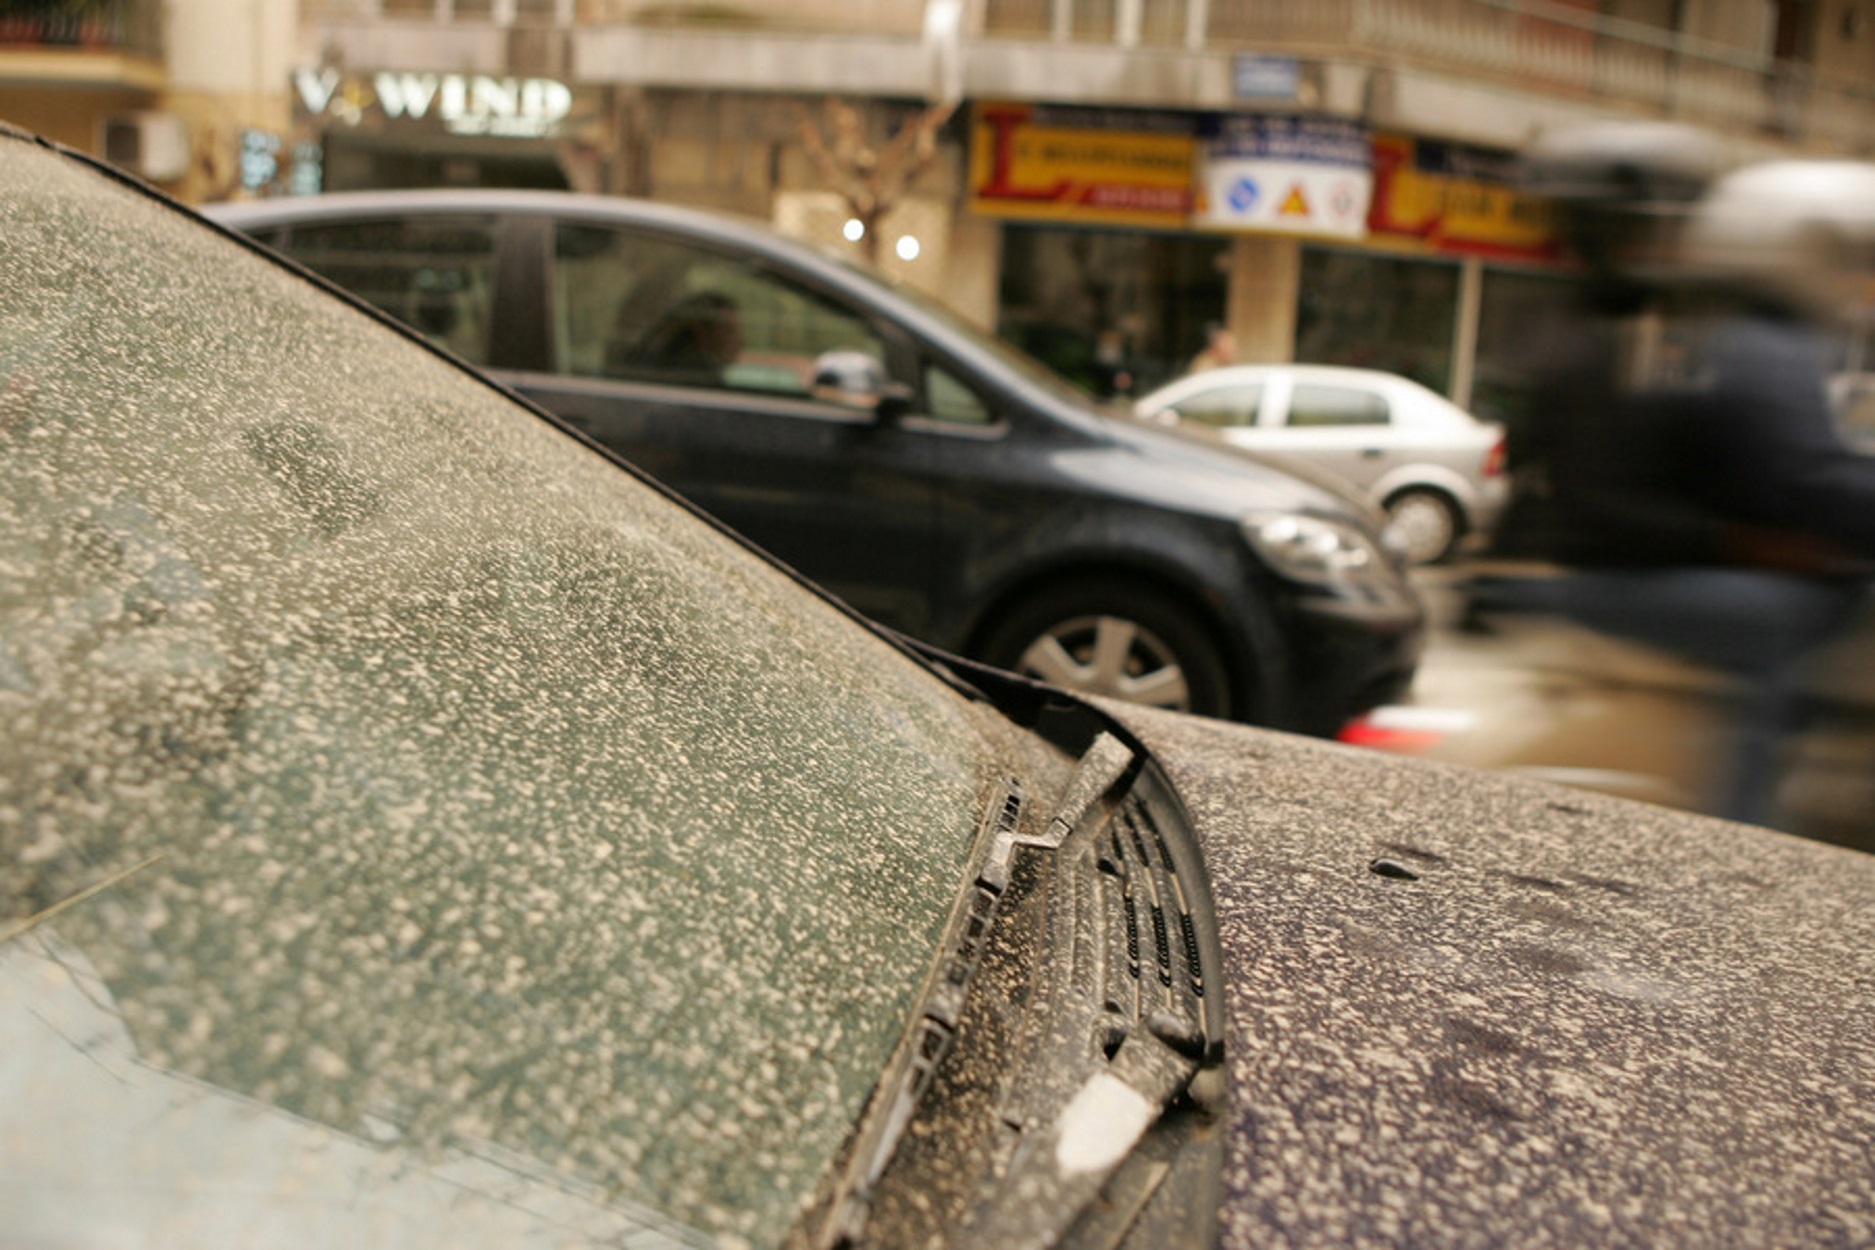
[294,69,574,139]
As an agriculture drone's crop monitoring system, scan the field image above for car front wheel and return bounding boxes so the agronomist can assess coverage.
[977,581,1236,720]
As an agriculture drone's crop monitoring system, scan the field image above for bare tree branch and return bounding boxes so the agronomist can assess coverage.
[795,97,956,262]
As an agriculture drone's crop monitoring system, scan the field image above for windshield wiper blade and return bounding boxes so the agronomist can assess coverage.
[820,776,1023,1250]
[820,733,1139,1250]
[959,1013,1203,1249]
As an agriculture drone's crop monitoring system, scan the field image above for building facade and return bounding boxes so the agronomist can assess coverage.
[8,0,1873,411]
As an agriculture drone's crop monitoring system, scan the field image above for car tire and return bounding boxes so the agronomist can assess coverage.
[1384,488,1463,565]
[977,579,1236,720]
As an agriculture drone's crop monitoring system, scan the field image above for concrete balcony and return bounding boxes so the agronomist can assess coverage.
[0,0,165,91]
[302,0,1875,155]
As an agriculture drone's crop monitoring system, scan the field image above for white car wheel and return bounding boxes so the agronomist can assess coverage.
[1385,489,1462,564]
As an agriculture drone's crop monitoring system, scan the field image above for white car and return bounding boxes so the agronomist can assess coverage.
[1136,364,1509,563]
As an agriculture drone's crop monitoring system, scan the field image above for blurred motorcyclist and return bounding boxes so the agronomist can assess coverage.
[1479,127,1875,828]
[1488,121,1729,563]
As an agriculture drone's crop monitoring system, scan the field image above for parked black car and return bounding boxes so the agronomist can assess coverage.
[207,189,1422,735]
[10,128,1875,1249]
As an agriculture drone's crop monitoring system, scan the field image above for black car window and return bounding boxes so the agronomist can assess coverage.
[923,359,995,425]
[1288,384,1391,427]
[1173,382,1263,428]
[553,223,885,397]
[262,215,499,365]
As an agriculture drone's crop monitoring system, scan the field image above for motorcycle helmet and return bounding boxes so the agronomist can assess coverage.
[1520,120,1732,287]
[1678,158,1875,325]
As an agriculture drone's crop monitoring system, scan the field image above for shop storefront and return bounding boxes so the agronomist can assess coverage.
[968,101,1563,412]
[262,66,604,197]
[968,101,1223,396]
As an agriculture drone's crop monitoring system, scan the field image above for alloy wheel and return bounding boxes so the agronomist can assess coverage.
[1015,613,1191,710]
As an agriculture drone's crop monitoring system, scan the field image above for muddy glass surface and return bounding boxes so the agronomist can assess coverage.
[0,140,1008,1246]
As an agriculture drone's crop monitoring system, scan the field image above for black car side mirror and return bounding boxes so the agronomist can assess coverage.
[813,350,913,423]
[874,381,916,424]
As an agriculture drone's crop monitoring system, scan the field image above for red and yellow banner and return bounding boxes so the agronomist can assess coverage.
[967,110,1560,260]
[1367,132,1559,260]
[968,102,1195,229]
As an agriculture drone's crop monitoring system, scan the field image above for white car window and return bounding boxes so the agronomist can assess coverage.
[1172,382,1263,429]
[1288,384,1390,428]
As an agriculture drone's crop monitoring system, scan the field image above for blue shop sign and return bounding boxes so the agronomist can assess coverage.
[1232,55,1301,101]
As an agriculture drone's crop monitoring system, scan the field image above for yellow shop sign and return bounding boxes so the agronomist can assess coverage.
[969,102,1195,228]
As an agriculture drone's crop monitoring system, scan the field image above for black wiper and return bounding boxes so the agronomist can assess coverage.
[819,733,1138,1250]
[959,732,1217,1249]
[960,1012,1204,1248]
[981,731,1134,892]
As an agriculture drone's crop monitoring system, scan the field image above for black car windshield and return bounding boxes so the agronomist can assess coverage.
[0,137,1010,1246]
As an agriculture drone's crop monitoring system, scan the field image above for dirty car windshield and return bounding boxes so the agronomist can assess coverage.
[0,139,1006,1246]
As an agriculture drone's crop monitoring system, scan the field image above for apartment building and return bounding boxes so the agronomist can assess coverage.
[6,0,1872,407]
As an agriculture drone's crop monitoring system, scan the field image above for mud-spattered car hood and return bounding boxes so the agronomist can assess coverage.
[1101,700,1875,1247]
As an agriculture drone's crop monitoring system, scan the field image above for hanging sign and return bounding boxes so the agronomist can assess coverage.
[1192,115,1372,238]
[1232,55,1302,101]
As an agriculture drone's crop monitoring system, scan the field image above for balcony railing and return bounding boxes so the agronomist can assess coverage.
[0,0,164,59]
[302,0,1875,152]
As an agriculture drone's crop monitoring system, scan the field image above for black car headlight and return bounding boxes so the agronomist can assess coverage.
[1243,512,1394,590]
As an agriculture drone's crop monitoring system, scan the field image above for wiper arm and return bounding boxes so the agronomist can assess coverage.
[981,731,1134,893]
[820,733,1139,1250]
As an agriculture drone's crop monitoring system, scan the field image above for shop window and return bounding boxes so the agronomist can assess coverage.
[1473,266,1572,428]
[1296,248,1459,395]
[552,225,884,397]
[1287,385,1389,427]
[270,216,498,365]
[997,223,1229,400]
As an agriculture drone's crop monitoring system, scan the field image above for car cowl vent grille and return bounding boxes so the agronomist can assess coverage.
[1096,791,1215,1049]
